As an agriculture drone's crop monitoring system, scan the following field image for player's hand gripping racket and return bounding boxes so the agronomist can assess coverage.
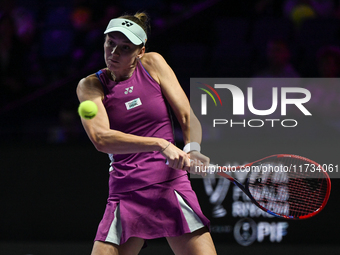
[202,154,331,220]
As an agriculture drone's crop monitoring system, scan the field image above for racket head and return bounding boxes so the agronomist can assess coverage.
[242,154,331,219]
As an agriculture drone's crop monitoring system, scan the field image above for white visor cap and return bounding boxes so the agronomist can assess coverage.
[104,18,147,45]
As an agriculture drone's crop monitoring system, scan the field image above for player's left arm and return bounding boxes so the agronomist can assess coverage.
[142,53,209,168]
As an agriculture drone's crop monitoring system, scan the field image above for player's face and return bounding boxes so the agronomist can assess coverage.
[104,32,144,71]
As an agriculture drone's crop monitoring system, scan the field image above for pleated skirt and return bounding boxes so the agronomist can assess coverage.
[94,174,210,245]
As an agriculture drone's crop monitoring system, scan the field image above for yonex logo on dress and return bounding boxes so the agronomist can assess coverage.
[125,86,133,94]
[122,21,133,27]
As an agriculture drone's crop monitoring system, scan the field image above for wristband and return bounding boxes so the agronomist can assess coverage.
[183,142,201,153]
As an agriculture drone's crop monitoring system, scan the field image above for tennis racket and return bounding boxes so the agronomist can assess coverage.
[204,154,331,220]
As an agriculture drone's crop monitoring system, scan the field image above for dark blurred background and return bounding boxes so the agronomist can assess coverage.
[1,0,340,254]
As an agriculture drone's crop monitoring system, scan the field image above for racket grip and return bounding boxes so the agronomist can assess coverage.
[190,160,220,174]
[165,159,219,174]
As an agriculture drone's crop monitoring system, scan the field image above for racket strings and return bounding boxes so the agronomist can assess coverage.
[288,177,326,217]
[248,156,329,218]
[286,158,328,217]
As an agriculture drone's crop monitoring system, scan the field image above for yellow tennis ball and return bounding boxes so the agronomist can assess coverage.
[78,100,98,119]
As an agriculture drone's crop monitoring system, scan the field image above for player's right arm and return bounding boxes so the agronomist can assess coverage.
[76,75,188,166]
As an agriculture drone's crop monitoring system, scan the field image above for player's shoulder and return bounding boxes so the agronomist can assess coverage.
[78,73,101,89]
[77,73,104,97]
[142,52,167,68]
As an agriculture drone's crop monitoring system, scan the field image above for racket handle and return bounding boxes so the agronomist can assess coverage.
[165,159,220,175]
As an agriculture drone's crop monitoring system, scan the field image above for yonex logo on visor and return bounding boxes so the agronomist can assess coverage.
[122,21,133,27]
[104,18,147,45]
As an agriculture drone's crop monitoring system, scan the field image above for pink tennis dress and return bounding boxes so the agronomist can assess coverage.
[93,60,210,245]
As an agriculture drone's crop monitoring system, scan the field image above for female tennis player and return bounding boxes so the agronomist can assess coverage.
[76,12,217,255]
